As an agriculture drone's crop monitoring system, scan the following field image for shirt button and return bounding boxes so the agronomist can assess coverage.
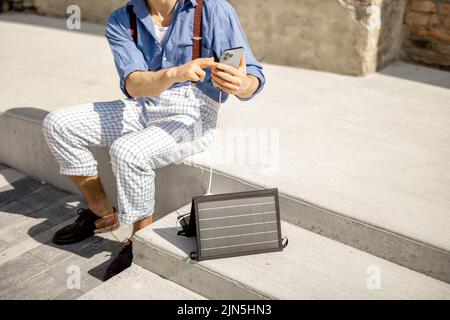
[163,56,167,61]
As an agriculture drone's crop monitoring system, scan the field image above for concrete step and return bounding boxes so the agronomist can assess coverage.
[133,204,450,300]
[79,264,206,300]
[183,165,450,284]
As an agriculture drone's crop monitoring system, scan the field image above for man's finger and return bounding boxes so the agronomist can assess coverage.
[212,69,241,85]
[238,55,247,73]
[195,67,207,81]
[212,74,239,91]
[189,71,201,82]
[239,55,246,69]
[215,63,240,76]
[213,80,233,94]
[196,57,218,69]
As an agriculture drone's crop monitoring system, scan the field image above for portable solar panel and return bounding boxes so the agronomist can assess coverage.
[179,189,287,261]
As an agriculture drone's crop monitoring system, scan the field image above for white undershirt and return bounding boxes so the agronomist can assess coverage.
[151,0,178,44]
[154,24,169,44]
[151,0,180,44]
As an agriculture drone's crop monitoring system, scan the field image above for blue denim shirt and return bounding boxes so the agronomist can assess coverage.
[105,0,265,103]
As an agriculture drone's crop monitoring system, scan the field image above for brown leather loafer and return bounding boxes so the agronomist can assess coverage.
[95,210,120,233]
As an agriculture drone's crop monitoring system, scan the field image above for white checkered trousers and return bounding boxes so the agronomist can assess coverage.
[42,85,219,224]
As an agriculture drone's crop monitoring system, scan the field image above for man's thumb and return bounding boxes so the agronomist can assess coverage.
[239,55,246,69]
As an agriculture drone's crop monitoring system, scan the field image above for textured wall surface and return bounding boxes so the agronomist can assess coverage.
[2,0,409,75]
[403,0,450,69]
[2,0,127,23]
[34,0,127,23]
[229,0,407,75]
[377,0,408,69]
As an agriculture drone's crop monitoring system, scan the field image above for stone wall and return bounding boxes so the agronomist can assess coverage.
[403,0,450,69]
[377,0,408,69]
[229,0,406,75]
[1,0,409,75]
[33,0,127,24]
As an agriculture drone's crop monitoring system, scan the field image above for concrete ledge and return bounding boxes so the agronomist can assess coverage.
[0,109,208,220]
[187,165,450,284]
[133,207,450,300]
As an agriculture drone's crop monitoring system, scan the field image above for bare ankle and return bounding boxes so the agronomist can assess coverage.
[70,176,114,218]
[132,215,153,236]
[90,204,116,217]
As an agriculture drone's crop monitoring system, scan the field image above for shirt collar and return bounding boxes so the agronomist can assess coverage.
[179,0,197,6]
[129,0,196,45]
[130,0,197,9]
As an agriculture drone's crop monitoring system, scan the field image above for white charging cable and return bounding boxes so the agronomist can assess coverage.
[176,89,222,231]
[206,89,222,195]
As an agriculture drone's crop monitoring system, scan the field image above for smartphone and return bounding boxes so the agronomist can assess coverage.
[219,47,244,69]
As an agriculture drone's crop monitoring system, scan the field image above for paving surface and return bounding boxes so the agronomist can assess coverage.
[0,14,449,254]
[0,164,132,299]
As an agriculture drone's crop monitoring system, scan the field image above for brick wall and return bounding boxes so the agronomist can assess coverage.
[403,0,450,69]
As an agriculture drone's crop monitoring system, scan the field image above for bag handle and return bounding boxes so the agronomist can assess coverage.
[127,1,204,61]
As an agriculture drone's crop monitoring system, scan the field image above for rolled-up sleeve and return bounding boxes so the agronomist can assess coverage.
[105,10,148,98]
[212,2,266,101]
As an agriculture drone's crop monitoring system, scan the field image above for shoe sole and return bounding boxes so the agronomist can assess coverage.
[52,235,92,246]
[94,222,120,234]
[53,223,120,246]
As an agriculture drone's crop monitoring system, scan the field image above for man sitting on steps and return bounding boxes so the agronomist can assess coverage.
[42,0,265,281]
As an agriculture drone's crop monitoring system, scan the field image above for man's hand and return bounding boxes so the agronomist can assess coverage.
[125,57,216,98]
[211,56,259,99]
[171,57,217,83]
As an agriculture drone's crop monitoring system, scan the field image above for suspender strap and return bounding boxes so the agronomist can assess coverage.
[192,0,204,60]
[127,1,203,60]
[127,4,138,44]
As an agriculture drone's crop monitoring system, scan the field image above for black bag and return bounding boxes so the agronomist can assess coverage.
[177,198,197,238]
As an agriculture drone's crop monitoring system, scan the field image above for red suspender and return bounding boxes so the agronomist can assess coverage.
[127,1,204,61]
[127,5,138,43]
[192,0,204,60]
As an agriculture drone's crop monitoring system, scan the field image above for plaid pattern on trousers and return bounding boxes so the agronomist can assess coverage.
[42,85,219,224]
